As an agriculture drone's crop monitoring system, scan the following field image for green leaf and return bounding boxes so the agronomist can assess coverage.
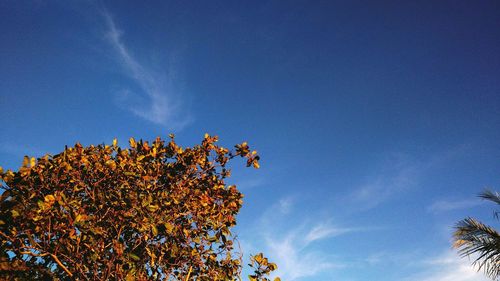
[128,253,140,261]
[37,200,45,209]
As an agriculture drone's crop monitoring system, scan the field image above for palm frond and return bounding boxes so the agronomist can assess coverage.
[454,217,500,280]
[480,190,500,206]
[479,189,500,221]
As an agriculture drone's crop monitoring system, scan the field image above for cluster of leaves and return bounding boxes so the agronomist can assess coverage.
[454,190,500,280]
[0,134,277,280]
[248,253,280,281]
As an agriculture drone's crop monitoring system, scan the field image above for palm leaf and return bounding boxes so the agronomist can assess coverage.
[480,190,500,206]
[454,217,500,280]
[480,190,500,220]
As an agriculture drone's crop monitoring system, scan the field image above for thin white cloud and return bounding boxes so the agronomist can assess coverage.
[350,148,465,210]
[360,249,423,268]
[351,159,420,209]
[427,199,482,213]
[277,197,293,214]
[251,198,357,280]
[265,232,343,281]
[102,10,191,128]
[234,177,265,191]
[305,223,357,243]
[404,250,490,281]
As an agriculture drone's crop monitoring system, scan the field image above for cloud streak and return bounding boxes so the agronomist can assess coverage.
[304,223,359,244]
[427,199,482,213]
[350,148,465,210]
[251,198,360,280]
[265,231,343,281]
[351,157,421,210]
[404,250,490,281]
[102,10,190,128]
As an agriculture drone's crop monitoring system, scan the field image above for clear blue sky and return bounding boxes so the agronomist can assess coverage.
[1,1,499,280]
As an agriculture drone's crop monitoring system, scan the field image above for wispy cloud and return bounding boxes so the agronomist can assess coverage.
[233,177,266,191]
[265,231,343,280]
[251,198,361,280]
[351,157,421,210]
[277,197,293,215]
[350,148,465,210]
[304,223,359,244]
[102,10,191,128]
[427,199,482,213]
[404,250,490,281]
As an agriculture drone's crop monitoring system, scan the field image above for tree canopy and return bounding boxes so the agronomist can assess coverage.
[0,134,278,280]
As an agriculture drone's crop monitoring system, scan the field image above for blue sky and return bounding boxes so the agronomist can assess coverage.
[1,1,499,280]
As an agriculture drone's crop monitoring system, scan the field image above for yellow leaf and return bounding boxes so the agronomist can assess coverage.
[125,273,135,281]
[75,214,82,223]
[3,170,14,182]
[164,222,174,234]
[204,133,209,139]
[44,194,55,203]
[129,137,137,148]
[105,160,116,170]
[113,138,118,147]
[254,253,263,263]
[274,278,281,281]
[30,157,36,167]
[147,205,159,212]
[11,210,20,217]
[252,161,260,169]
[64,163,72,171]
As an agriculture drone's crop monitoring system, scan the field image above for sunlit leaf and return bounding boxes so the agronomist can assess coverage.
[129,137,136,148]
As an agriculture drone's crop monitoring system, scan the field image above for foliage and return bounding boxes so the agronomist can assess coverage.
[454,190,500,280]
[0,134,278,280]
[248,253,280,281]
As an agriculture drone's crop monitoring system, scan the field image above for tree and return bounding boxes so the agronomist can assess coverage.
[454,190,500,280]
[0,134,278,280]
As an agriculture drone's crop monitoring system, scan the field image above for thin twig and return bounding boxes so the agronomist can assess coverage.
[184,266,192,281]
[50,253,73,277]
